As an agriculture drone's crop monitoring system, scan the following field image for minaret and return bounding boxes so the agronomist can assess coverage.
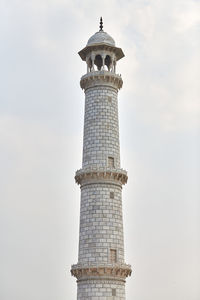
[71,18,132,300]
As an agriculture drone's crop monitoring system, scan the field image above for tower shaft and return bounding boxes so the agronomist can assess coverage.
[71,24,131,300]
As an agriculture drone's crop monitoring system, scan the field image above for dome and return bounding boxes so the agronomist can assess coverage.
[87,31,115,47]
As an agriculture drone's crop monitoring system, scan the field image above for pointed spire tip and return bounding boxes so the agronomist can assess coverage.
[99,17,103,31]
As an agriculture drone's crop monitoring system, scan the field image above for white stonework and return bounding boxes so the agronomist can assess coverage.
[82,85,121,169]
[77,280,126,300]
[87,31,116,46]
[71,23,131,300]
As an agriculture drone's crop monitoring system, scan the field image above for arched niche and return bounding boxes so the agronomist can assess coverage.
[94,54,103,71]
[105,55,111,71]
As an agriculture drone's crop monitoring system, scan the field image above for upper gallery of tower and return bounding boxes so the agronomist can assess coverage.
[74,18,128,185]
[78,17,124,74]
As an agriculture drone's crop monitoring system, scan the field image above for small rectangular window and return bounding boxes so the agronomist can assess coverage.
[110,192,114,199]
[112,288,116,296]
[108,156,114,168]
[110,249,117,263]
[108,96,112,103]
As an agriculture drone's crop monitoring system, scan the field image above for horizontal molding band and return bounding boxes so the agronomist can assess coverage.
[80,181,122,188]
[71,264,132,280]
[75,168,128,186]
[80,71,123,91]
[77,276,126,283]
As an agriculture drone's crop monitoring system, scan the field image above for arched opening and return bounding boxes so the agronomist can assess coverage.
[94,54,103,71]
[105,55,112,71]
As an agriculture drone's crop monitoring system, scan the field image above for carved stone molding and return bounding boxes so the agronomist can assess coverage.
[75,168,128,186]
[79,44,124,62]
[80,71,123,91]
[77,277,126,283]
[71,263,132,281]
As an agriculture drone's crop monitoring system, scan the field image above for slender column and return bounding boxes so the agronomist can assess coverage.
[86,57,89,73]
[71,23,131,300]
[102,53,106,70]
[91,53,95,71]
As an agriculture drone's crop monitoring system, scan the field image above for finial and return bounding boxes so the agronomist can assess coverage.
[99,17,103,31]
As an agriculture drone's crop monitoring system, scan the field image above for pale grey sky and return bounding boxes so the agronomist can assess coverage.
[0,0,200,299]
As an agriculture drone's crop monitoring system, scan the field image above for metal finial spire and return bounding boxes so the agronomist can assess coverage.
[99,17,103,31]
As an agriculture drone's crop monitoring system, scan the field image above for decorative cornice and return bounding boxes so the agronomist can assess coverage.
[80,71,123,91]
[71,263,132,281]
[79,44,124,62]
[75,168,128,186]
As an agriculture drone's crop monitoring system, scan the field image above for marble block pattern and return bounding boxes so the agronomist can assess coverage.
[82,86,120,170]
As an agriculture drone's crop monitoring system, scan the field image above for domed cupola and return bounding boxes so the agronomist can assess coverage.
[78,17,124,74]
[87,31,116,47]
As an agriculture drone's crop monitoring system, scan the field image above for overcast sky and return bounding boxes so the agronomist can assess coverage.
[0,0,200,299]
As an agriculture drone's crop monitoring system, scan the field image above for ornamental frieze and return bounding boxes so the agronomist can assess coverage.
[80,71,123,91]
[75,168,128,186]
[71,264,132,280]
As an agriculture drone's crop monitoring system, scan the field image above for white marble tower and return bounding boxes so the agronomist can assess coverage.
[71,18,132,299]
